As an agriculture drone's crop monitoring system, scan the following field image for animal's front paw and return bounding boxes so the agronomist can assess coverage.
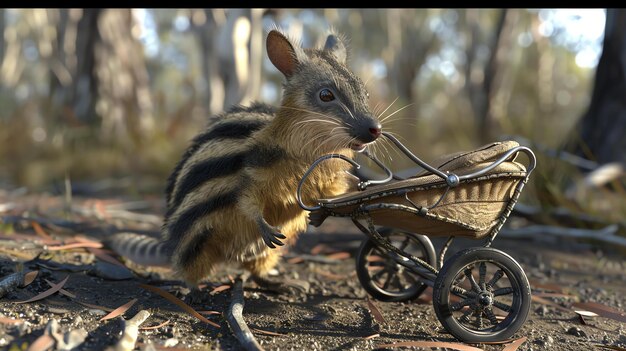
[308,209,329,227]
[257,218,286,249]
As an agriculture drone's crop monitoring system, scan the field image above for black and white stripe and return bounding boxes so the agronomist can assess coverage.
[105,232,170,266]
[165,117,270,206]
[162,104,290,267]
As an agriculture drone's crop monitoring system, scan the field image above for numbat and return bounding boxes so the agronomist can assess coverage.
[106,29,382,290]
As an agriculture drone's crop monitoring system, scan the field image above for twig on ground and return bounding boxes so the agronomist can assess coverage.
[0,270,36,298]
[226,275,264,351]
[0,272,25,298]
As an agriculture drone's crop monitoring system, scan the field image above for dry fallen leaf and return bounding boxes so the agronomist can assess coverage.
[325,251,351,260]
[310,243,329,255]
[251,327,285,337]
[366,298,387,325]
[31,221,53,242]
[22,271,39,286]
[15,275,69,304]
[575,310,599,317]
[139,319,171,330]
[529,280,564,293]
[47,242,104,251]
[198,310,221,315]
[139,283,220,328]
[87,247,127,268]
[210,285,231,294]
[572,302,626,323]
[502,337,528,351]
[43,279,76,298]
[100,298,138,321]
[375,341,484,350]
[287,256,304,264]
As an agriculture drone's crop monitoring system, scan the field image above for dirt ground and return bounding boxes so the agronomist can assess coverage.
[1,192,625,351]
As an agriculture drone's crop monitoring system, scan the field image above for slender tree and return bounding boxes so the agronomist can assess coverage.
[573,9,626,166]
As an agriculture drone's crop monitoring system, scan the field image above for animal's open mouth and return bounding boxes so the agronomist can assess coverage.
[350,142,367,152]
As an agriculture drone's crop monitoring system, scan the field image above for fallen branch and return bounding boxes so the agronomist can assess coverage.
[0,273,24,298]
[226,275,264,351]
[500,224,626,248]
[0,270,38,298]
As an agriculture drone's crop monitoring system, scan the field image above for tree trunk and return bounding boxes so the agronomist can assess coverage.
[479,9,507,143]
[385,9,435,118]
[72,8,101,125]
[95,9,154,141]
[242,8,264,105]
[218,9,252,110]
[194,9,225,115]
[573,9,626,166]
[0,9,5,66]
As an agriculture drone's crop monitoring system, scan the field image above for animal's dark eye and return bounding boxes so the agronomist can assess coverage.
[319,89,335,102]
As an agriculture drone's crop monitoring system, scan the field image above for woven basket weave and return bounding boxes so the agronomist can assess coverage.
[318,141,527,239]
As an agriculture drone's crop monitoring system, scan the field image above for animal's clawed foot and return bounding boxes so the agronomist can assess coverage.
[257,217,286,249]
[308,209,329,227]
[251,275,310,295]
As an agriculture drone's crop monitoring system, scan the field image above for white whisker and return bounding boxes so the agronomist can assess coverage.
[380,103,415,123]
[377,97,398,119]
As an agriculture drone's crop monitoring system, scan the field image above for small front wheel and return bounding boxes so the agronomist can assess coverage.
[432,247,531,343]
[355,228,436,302]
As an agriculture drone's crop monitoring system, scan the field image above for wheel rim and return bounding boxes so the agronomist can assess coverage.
[362,233,427,297]
[445,260,522,334]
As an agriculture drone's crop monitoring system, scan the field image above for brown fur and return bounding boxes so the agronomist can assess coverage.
[109,28,380,288]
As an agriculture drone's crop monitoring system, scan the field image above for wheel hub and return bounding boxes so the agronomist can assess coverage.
[477,292,493,306]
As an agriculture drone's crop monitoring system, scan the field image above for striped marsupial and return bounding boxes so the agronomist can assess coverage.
[105,29,382,289]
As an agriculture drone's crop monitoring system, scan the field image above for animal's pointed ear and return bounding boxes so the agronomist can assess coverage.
[267,30,299,78]
[324,34,347,64]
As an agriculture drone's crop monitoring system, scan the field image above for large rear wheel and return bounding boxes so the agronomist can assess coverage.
[432,247,531,342]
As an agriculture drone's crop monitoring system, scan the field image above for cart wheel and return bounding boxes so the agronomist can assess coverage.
[356,228,436,302]
[432,247,531,342]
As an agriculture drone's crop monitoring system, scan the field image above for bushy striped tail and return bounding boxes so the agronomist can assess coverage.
[104,233,171,267]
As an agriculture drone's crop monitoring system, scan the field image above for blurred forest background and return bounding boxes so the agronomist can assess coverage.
[0,9,624,229]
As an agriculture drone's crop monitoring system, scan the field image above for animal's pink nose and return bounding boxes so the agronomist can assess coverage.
[369,126,382,139]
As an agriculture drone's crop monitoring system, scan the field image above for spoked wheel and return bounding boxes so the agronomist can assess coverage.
[432,247,531,342]
[355,228,436,302]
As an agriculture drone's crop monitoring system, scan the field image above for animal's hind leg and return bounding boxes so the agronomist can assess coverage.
[242,250,310,294]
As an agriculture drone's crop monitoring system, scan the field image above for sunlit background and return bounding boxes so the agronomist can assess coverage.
[0,9,618,221]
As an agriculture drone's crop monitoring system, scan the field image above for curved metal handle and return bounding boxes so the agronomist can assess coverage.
[457,146,537,180]
[358,148,394,189]
[297,154,361,211]
[382,132,537,186]
[382,132,460,186]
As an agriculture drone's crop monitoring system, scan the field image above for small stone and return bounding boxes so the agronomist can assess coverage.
[163,338,179,347]
[567,326,587,338]
[535,305,549,316]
